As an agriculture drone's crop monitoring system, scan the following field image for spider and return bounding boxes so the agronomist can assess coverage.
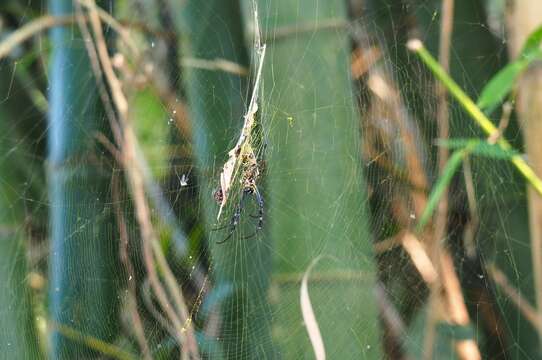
[213,148,264,244]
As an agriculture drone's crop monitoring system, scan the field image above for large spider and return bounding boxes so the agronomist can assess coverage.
[213,148,264,244]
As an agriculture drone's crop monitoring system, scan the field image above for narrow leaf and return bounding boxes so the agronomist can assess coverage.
[436,138,519,159]
[477,22,542,112]
[417,149,468,231]
[520,24,542,57]
[476,59,529,111]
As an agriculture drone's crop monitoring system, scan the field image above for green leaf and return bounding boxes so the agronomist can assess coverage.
[418,136,517,231]
[476,59,530,111]
[419,137,520,230]
[436,138,519,159]
[417,149,468,231]
[477,23,542,112]
[520,24,542,57]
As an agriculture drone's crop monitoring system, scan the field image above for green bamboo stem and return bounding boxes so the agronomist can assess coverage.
[47,0,120,357]
[257,0,381,358]
[171,0,275,357]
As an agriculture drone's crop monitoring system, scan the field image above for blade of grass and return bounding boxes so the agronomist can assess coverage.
[436,138,519,159]
[477,24,542,112]
[419,142,524,234]
[417,149,468,231]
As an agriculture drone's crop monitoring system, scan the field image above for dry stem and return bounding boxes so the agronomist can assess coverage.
[112,175,152,360]
[80,1,200,358]
[424,1,482,359]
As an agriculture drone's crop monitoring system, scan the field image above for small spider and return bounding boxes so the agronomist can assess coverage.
[213,149,264,244]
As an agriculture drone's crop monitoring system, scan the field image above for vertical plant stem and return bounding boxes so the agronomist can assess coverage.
[425,1,455,358]
[434,0,454,246]
[111,176,152,360]
[0,72,43,359]
[506,0,542,343]
[171,0,275,357]
[257,0,380,357]
[81,1,200,357]
[47,0,120,357]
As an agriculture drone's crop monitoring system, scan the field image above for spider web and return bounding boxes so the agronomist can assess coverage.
[0,0,539,359]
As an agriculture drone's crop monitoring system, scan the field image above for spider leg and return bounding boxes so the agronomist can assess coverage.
[243,188,264,239]
[253,187,264,231]
[216,190,249,244]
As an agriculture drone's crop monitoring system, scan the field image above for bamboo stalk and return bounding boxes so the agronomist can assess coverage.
[506,1,542,343]
[47,0,120,357]
[173,0,275,356]
[257,0,381,357]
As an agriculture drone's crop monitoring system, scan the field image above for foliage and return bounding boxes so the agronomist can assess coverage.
[2,1,542,359]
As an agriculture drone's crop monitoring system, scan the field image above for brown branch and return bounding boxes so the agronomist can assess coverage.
[461,157,478,259]
[424,2,483,359]
[112,175,152,360]
[77,0,139,55]
[83,2,199,358]
[433,0,454,251]
[0,8,136,61]
[0,15,73,60]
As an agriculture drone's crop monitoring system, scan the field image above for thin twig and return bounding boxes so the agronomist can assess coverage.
[0,15,72,60]
[77,0,184,349]
[112,175,153,360]
[487,102,512,144]
[461,157,478,258]
[75,4,122,145]
[426,1,455,357]
[77,0,139,55]
[440,253,481,360]
[83,2,200,358]
[0,10,135,61]
[401,232,438,284]
[366,71,429,217]
[433,0,454,247]
[141,278,180,340]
